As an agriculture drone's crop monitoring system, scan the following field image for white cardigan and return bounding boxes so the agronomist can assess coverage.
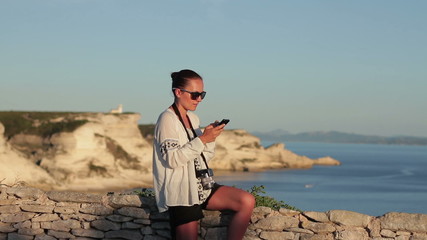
[152,108,216,212]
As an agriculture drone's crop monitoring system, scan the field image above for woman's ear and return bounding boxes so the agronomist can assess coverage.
[173,88,181,98]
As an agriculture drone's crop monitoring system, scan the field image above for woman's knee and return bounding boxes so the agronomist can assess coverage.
[243,191,256,210]
[235,190,255,212]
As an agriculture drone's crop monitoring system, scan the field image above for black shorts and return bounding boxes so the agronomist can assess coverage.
[168,183,222,228]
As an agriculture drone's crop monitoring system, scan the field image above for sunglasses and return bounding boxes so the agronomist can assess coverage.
[174,88,207,100]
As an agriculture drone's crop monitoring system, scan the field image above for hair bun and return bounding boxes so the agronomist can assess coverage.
[171,72,179,80]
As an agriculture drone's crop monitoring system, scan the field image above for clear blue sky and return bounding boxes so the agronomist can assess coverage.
[1,1,426,137]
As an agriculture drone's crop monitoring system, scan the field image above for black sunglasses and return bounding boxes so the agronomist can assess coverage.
[174,88,207,100]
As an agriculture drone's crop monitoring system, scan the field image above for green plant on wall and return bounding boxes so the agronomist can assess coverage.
[247,185,301,212]
[134,188,155,198]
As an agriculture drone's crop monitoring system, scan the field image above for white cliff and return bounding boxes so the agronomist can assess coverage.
[0,123,56,188]
[0,113,152,192]
[212,129,340,171]
[38,113,153,192]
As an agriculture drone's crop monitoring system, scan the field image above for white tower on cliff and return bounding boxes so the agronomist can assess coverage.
[110,104,123,114]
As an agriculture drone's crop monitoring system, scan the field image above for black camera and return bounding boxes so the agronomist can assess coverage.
[196,169,215,190]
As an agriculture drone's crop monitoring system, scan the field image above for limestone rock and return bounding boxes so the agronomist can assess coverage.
[328,210,372,227]
[313,156,341,166]
[0,223,15,233]
[204,227,228,240]
[46,230,75,239]
[17,228,44,236]
[1,113,152,191]
[250,215,299,231]
[259,231,295,240]
[151,221,170,230]
[7,233,33,240]
[0,122,56,188]
[34,234,56,240]
[32,214,60,222]
[71,229,105,238]
[117,206,150,219]
[412,233,427,240]
[13,220,31,229]
[108,194,144,208]
[121,222,142,229]
[380,229,396,238]
[300,233,334,240]
[367,218,382,238]
[279,208,300,217]
[303,211,330,223]
[91,219,121,231]
[46,190,102,203]
[302,221,336,233]
[104,230,143,240]
[40,113,152,191]
[80,203,114,216]
[334,228,370,240]
[0,205,20,214]
[6,187,44,200]
[20,205,54,213]
[0,212,36,223]
[106,214,134,222]
[380,212,427,232]
[40,219,80,231]
[212,130,339,171]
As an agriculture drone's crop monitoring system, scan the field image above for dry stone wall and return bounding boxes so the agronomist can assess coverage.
[1,186,426,240]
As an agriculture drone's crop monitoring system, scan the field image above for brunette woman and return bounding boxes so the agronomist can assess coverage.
[153,69,255,240]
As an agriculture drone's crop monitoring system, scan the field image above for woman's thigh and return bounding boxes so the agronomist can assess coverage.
[205,185,255,211]
[175,221,198,240]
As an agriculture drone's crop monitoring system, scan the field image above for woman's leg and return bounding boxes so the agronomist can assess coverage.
[175,220,199,240]
[205,186,255,240]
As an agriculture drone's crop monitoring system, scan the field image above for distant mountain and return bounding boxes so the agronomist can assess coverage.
[252,130,427,146]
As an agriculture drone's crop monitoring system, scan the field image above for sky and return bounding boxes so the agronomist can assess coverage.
[1,0,426,137]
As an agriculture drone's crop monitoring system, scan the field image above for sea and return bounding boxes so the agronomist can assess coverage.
[215,141,427,217]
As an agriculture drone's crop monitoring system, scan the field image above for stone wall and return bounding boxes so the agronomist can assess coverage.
[1,186,426,240]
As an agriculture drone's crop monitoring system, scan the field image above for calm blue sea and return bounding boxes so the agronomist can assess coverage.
[215,142,427,217]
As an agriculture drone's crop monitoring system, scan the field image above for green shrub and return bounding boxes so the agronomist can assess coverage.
[101,135,142,170]
[247,185,301,212]
[0,111,87,138]
[240,158,257,163]
[134,188,155,198]
[138,124,155,138]
[36,120,88,138]
[88,162,111,177]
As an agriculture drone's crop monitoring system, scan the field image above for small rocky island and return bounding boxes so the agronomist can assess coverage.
[0,111,340,192]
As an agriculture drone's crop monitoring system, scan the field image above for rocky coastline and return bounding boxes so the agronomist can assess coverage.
[0,112,340,192]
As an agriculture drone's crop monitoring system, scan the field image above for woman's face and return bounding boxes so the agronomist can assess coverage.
[176,78,204,112]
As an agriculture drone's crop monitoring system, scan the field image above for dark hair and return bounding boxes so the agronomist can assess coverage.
[171,69,203,90]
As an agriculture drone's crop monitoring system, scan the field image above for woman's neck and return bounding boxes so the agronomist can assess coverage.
[173,102,187,116]
[171,102,191,128]
[172,103,189,124]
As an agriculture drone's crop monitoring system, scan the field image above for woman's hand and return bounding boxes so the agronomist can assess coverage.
[199,122,225,144]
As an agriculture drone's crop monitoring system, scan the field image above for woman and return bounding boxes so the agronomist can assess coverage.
[153,69,255,240]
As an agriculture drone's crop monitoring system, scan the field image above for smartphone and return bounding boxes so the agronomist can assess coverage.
[216,119,230,126]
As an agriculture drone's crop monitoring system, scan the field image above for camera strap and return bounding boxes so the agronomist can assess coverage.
[171,103,210,170]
